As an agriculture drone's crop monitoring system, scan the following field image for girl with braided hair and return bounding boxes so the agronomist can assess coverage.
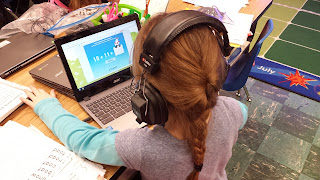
[21,11,247,180]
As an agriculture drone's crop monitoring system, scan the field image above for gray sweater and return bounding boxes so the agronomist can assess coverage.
[115,96,245,180]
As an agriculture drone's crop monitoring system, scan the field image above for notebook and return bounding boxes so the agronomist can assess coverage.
[29,54,74,98]
[0,32,55,78]
[54,13,146,130]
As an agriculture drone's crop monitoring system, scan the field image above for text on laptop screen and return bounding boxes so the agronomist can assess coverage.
[61,20,139,90]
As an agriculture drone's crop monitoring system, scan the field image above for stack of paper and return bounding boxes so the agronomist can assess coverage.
[0,121,106,180]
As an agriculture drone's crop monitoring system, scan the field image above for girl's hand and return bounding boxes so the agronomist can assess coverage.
[20,86,56,109]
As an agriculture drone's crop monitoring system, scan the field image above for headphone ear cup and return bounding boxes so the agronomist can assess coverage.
[131,81,168,125]
[131,91,150,124]
[145,82,168,125]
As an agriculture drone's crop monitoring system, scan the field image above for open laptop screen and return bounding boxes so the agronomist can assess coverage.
[61,20,139,90]
[55,14,141,102]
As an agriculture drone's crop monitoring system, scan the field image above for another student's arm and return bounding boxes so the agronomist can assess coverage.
[20,86,124,166]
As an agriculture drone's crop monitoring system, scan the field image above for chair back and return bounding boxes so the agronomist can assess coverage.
[222,19,274,91]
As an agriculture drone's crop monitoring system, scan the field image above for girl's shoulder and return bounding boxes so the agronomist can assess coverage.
[212,96,245,129]
[216,95,242,110]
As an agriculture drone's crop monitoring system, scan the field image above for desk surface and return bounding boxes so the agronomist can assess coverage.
[1,0,272,178]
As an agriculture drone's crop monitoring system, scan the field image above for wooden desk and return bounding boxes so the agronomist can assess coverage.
[0,0,272,178]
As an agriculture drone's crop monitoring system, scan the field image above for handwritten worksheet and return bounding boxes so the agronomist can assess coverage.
[0,121,105,180]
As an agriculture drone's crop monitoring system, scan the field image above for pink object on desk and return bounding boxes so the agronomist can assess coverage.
[49,0,72,12]
[102,2,123,22]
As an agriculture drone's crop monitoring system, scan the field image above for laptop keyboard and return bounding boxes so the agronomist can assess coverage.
[0,83,25,111]
[85,85,134,125]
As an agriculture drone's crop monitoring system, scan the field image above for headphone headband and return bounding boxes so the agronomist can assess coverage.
[140,10,232,74]
[132,10,232,126]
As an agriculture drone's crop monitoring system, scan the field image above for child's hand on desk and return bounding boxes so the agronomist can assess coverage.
[20,86,56,109]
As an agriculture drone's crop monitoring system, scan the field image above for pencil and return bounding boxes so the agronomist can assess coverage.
[82,117,92,122]
[143,0,150,17]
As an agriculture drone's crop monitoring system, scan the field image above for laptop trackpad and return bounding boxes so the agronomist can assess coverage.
[105,111,146,131]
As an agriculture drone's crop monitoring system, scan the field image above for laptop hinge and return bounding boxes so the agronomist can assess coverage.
[84,96,90,101]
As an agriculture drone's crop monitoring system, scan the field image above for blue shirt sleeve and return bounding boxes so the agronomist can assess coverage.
[34,98,124,166]
[237,101,248,130]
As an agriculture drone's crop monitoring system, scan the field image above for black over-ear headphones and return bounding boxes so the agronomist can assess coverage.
[131,10,232,126]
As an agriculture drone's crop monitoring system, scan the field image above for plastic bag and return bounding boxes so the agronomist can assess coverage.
[0,2,68,39]
[45,3,108,36]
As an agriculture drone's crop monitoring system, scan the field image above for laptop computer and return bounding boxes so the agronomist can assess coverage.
[54,13,146,131]
[0,32,55,78]
[29,54,74,98]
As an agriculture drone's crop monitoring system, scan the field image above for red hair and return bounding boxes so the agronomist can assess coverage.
[132,12,227,180]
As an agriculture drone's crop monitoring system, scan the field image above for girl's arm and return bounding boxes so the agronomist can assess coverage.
[20,86,124,166]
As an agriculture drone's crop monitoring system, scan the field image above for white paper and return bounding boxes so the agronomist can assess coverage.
[119,0,169,16]
[183,0,248,15]
[223,13,253,45]
[0,121,106,180]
